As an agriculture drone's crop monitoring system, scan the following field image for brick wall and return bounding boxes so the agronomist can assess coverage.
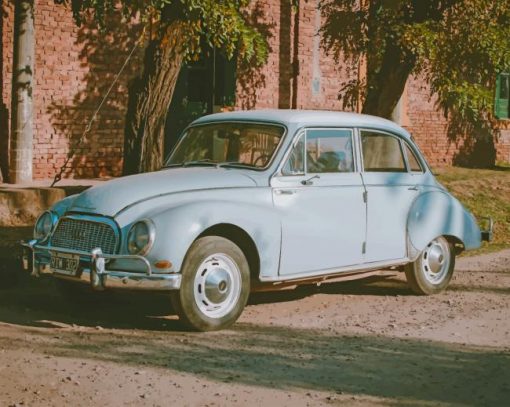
[496,127,510,164]
[1,0,13,180]
[404,76,460,167]
[1,0,141,180]
[1,0,508,181]
[237,0,352,112]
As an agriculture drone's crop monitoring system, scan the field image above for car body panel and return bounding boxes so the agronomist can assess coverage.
[113,187,281,277]
[69,168,258,217]
[407,190,482,253]
[272,172,366,275]
[362,172,422,262]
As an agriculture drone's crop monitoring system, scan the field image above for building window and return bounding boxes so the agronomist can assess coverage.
[495,73,510,119]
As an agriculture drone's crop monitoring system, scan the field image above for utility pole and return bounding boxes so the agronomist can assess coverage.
[9,0,35,184]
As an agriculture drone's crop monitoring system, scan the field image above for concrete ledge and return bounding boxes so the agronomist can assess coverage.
[0,179,106,280]
[0,187,66,227]
[0,179,105,227]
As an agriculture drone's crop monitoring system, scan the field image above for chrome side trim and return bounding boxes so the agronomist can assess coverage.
[259,258,409,283]
[115,186,258,217]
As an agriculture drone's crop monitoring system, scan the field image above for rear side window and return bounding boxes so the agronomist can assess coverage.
[361,131,406,172]
[404,142,423,172]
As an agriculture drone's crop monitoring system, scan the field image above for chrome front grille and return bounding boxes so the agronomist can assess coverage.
[51,217,117,255]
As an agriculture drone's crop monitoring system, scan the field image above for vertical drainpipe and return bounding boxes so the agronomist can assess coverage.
[357,0,367,113]
[311,3,321,99]
[291,0,300,109]
[9,0,35,184]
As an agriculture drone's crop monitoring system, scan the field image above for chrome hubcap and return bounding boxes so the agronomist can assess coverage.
[193,253,241,319]
[421,238,450,284]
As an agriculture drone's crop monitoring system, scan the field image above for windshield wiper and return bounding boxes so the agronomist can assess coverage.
[218,162,258,170]
[165,159,219,168]
[183,159,219,167]
[165,160,258,170]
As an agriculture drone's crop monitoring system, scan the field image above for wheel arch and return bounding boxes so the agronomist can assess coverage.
[146,200,280,279]
[197,223,261,281]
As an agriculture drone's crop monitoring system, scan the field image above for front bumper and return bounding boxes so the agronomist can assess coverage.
[20,240,181,291]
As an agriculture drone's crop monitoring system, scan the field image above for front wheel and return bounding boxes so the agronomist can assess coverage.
[170,236,250,331]
[405,236,455,295]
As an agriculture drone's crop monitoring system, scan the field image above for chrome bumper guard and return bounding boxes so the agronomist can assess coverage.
[20,240,181,291]
[480,216,494,242]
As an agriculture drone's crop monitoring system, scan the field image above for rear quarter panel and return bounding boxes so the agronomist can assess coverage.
[407,189,481,255]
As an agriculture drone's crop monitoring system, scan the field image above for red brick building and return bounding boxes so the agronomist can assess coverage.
[1,0,509,180]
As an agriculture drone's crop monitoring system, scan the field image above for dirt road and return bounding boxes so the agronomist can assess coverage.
[1,250,509,406]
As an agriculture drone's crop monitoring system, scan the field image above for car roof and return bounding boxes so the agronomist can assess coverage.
[191,109,412,139]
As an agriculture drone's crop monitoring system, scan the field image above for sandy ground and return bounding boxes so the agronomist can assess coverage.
[0,250,509,407]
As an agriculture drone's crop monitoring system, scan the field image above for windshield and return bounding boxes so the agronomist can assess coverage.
[166,122,285,169]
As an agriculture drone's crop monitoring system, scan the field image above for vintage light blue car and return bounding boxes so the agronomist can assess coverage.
[22,110,492,331]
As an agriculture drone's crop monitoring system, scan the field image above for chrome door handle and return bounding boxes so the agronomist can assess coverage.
[275,189,296,195]
[408,186,419,191]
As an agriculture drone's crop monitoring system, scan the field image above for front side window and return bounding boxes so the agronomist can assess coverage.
[306,129,354,173]
[282,134,305,175]
[166,123,285,169]
[361,131,406,172]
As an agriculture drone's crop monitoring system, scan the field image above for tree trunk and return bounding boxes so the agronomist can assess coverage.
[9,0,35,183]
[123,21,186,175]
[362,42,415,119]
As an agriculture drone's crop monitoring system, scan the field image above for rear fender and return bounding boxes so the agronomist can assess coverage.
[407,191,481,257]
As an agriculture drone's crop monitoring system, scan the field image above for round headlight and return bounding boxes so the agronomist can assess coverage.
[34,211,55,241]
[127,220,155,255]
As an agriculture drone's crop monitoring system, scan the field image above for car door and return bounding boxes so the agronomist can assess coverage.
[271,128,367,276]
[360,129,425,263]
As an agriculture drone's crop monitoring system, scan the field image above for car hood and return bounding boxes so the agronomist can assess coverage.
[68,167,257,217]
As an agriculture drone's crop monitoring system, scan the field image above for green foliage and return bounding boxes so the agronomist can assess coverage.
[320,0,510,133]
[56,0,268,65]
[435,166,510,255]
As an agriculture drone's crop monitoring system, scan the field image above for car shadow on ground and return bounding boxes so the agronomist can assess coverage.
[0,319,508,406]
[0,272,412,332]
[1,267,505,333]
[0,274,181,331]
[249,274,413,305]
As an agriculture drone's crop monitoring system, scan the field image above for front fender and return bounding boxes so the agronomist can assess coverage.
[407,191,481,255]
[145,200,281,278]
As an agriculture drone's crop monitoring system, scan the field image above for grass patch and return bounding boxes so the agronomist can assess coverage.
[434,166,510,255]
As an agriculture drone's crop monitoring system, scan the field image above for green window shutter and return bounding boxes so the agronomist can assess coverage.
[495,73,510,119]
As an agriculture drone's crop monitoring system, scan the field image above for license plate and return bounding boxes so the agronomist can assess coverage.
[50,252,80,276]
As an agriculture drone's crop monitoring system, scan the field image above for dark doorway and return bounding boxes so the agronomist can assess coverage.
[164,49,236,156]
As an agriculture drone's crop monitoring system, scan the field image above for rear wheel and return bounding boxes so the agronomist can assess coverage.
[170,236,250,331]
[405,236,455,295]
